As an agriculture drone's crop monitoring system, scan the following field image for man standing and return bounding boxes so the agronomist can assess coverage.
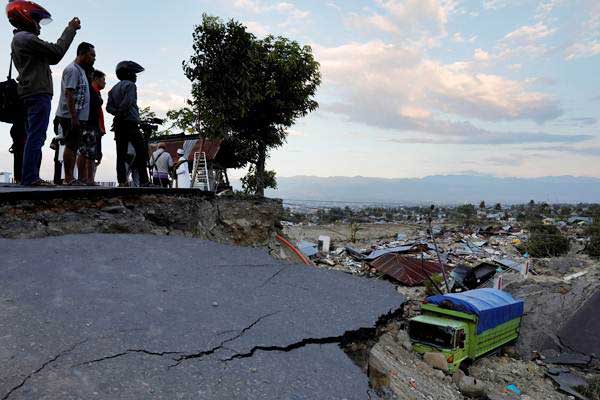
[106,61,150,187]
[175,148,191,188]
[89,70,106,184]
[54,42,95,185]
[8,0,80,186]
[149,143,173,187]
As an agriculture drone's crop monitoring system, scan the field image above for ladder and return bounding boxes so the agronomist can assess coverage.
[191,152,211,191]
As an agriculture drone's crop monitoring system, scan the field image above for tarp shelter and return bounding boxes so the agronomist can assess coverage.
[427,289,524,334]
[369,255,448,286]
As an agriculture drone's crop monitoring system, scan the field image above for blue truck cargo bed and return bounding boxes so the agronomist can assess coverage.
[427,288,524,334]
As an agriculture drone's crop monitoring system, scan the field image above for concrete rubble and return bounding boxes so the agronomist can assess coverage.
[284,215,600,400]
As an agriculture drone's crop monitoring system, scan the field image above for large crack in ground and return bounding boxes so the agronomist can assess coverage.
[1,340,88,400]
[1,307,403,400]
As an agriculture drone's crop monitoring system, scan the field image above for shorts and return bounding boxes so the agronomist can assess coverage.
[54,117,86,152]
[95,131,103,162]
[79,127,98,160]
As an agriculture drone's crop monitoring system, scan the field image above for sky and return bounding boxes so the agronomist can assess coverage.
[0,0,599,182]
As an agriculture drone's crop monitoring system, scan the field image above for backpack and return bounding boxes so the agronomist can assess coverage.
[0,55,22,124]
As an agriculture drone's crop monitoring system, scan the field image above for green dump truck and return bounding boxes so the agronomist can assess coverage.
[408,288,524,373]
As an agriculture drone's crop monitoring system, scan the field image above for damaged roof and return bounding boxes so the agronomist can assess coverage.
[369,254,449,286]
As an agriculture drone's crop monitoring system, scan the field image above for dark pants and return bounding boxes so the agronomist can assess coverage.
[115,120,149,185]
[9,118,26,183]
[22,94,51,185]
[152,175,171,188]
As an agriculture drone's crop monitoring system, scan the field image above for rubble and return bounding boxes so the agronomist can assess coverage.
[284,210,600,400]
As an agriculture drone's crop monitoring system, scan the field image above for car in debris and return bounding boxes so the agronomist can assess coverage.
[408,288,524,373]
[450,263,498,292]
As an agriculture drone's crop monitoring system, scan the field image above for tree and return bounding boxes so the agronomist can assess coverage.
[456,204,476,226]
[494,203,502,211]
[526,224,570,258]
[163,107,196,135]
[479,201,486,210]
[240,165,277,195]
[184,15,321,196]
[585,223,600,257]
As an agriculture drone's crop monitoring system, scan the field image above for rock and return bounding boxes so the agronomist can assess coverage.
[457,375,488,398]
[423,352,449,372]
[452,369,465,385]
[402,341,413,352]
[369,333,463,400]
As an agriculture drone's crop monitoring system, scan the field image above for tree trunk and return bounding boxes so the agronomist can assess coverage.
[255,142,267,197]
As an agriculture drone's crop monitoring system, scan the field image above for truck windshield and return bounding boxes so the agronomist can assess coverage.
[409,321,455,349]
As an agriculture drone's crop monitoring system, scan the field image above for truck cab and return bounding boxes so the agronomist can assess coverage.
[408,289,524,373]
[409,309,473,372]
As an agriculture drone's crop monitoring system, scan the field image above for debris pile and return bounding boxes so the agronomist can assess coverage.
[284,218,600,400]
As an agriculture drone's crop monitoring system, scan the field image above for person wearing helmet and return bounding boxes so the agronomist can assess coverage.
[106,61,150,187]
[7,0,81,186]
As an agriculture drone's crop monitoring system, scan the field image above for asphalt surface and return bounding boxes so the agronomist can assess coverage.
[0,234,405,399]
[557,291,600,358]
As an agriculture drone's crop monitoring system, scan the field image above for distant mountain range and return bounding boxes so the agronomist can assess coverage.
[256,175,600,205]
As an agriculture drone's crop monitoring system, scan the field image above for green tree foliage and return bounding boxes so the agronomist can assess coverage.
[494,203,502,211]
[241,165,277,195]
[184,15,321,196]
[585,223,600,257]
[526,223,570,258]
[456,204,477,225]
[164,107,196,135]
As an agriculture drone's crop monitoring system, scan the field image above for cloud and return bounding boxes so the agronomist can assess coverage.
[496,22,556,59]
[311,40,581,145]
[564,2,600,60]
[244,20,270,36]
[138,83,188,115]
[473,48,491,61]
[315,41,563,126]
[233,0,310,20]
[343,0,460,45]
[483,0,521,10]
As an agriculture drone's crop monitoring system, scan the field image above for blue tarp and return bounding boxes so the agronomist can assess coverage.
[427,289,524,334]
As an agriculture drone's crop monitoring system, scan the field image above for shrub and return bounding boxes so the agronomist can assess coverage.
[526,224,570,258]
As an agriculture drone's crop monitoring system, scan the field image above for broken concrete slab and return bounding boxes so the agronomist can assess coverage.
[556,291,600,359]
[0,234,405,399]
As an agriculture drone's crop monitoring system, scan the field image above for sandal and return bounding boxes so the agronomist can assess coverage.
[66,179,86,187]
[27,180,56,187]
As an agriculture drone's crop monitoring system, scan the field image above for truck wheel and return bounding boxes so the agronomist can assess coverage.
[459,360,472,374]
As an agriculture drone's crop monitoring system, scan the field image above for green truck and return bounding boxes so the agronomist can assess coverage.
[408,288,524,373]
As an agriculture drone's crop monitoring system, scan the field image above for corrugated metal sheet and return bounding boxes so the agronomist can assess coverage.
[148,135,222,162]
[369,254,448,287]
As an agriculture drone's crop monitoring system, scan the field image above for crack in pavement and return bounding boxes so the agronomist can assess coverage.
[70,312,284,371]
[171,311,283,367]
[2,339,88,400]
[73,349,184,368]
[220,336,345,363]
[258,266,290,288]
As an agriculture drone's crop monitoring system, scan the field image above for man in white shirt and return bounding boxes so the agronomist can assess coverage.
[175,148,191,188]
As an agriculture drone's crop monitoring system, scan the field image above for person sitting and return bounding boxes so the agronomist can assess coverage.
[149,142,173,187]
[175,148,191,188]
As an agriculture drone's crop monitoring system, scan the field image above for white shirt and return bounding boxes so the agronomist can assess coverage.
[176,156,191,188]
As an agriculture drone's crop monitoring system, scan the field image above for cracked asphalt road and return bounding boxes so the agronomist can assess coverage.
[0,234,405,399]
